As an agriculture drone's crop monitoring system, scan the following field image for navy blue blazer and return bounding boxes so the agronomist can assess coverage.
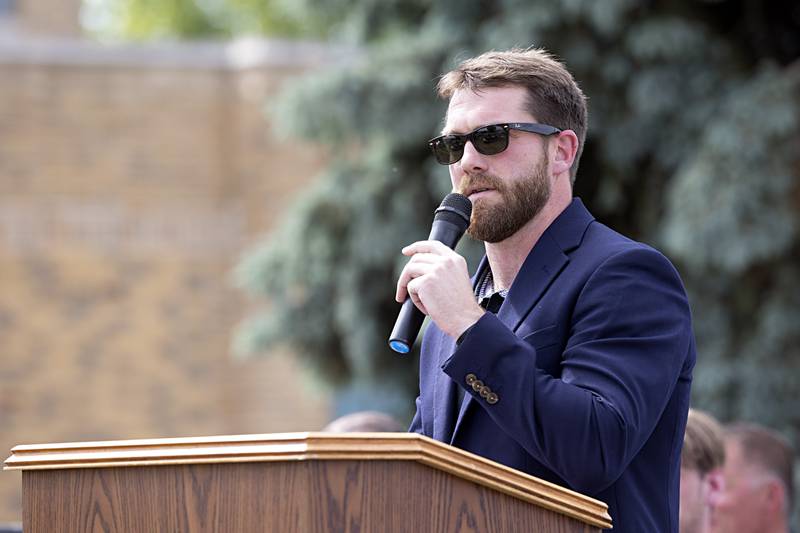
[410,198,695,532]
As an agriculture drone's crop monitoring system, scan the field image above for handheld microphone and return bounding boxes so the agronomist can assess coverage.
[389,192,472,354]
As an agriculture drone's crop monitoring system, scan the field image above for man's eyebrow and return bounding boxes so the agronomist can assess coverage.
[439,114,451,135]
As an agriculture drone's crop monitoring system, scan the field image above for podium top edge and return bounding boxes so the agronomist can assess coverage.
[8,432,417,452]
[4,431,611,528]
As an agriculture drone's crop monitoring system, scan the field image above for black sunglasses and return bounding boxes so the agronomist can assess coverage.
[428,122,562,165]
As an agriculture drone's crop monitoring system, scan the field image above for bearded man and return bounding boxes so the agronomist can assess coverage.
[397,48,696,533]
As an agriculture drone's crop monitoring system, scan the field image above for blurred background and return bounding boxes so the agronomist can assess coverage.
[0,0,798,525]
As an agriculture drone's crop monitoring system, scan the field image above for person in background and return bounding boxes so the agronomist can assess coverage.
[680,408,725,533]
[322,410,405,433]
[712,422,795,533]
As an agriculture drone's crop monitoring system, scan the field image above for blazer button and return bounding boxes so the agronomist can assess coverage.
[465,373,477,386]
[479,386,491,399]
[472,379,484,392]
[487,392,499,405]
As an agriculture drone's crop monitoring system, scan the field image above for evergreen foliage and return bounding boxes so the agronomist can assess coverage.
[236,2,799,449]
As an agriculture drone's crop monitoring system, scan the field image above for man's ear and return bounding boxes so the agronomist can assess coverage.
[763,478,787,513]
[550,130,579,178]
[706,468,725,507]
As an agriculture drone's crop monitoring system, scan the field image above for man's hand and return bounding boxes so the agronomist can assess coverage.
[395,240,485,339]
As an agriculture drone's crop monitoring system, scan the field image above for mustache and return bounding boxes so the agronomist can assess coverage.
[457,174,505,196]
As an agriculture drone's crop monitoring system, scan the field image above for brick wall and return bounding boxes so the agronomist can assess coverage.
[19,0,82,37]
[0,36,353,521]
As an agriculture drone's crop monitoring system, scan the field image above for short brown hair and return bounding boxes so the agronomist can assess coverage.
[437,48,588,183]
[682,408,726,474]
[726,422,795,511]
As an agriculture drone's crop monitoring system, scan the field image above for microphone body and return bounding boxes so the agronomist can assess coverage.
[389,193,472,354]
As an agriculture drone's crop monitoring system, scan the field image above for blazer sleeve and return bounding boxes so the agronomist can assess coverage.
[441,246,694,494]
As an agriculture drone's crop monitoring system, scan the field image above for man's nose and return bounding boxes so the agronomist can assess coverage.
[458,140,489,174]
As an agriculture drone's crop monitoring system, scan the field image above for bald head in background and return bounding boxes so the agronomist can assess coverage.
[322,411,405,433]
[712,422,794,533]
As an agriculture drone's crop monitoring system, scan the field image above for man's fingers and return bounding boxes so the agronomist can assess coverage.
[402,240,451,256]
[401,252,442,264]
[395,261,434,302]
[406,278,428,315]
[396,246,467,302]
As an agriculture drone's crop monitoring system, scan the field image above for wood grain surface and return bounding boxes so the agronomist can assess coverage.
[8,432,610,531]
[23,461,598,532]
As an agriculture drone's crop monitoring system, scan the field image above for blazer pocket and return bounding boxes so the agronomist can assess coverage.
[522,324,560,350]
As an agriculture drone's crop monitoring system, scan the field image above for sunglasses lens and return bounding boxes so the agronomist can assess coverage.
[473,125,508,155]
[429,125,510,165]
[431,136,465,165]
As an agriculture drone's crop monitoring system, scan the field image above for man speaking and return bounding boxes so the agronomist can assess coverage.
[396,48,695,532]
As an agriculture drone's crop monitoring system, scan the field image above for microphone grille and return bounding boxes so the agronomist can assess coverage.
[434,193,472,231]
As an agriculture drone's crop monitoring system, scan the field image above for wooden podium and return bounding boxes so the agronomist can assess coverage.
[5,432,611,532]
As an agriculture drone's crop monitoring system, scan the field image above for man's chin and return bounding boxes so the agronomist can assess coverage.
[467,221,512,243]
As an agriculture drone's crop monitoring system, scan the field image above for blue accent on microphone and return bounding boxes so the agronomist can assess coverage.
[389,340,410,354]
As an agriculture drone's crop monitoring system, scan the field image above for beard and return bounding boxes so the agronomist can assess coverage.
[461,156,551,243]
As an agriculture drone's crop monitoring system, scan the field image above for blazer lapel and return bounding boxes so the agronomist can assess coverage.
[496,232,569,333]
[449,199,595,444]
[450,237,567,445]
[497,198,595,333]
